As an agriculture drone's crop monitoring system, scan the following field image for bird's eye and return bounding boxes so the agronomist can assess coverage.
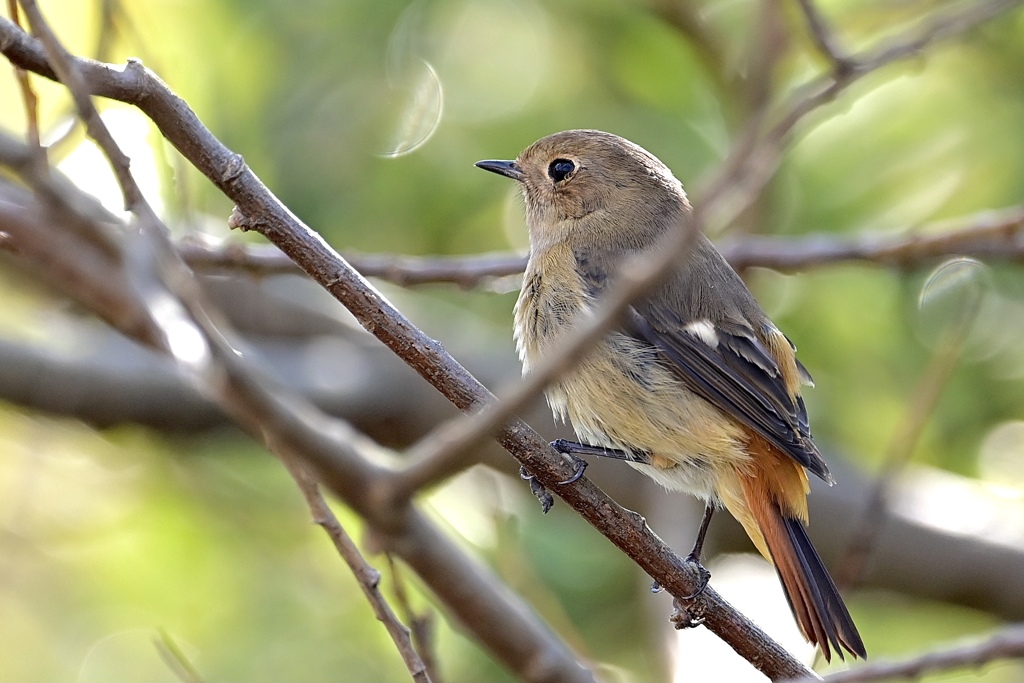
[548,159,576,183]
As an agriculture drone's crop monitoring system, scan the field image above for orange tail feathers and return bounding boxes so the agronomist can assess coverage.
[725,437,866,662]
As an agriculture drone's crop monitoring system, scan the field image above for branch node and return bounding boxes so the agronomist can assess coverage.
[624,507,648,532]
[227,206,258,232]
[221,152,248,184]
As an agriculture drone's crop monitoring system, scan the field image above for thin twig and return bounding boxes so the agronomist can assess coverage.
[5,0,42,154]
[18,0,154,220]
[836,258,985,589]
[793,0,852,74]
[178,239,528,288]
[722,206,1024,271]
[155,628,205,683]
[709,0,1024,217]
[387,556,443,683]
[786,624,1024,683]
[174,206,1024,286]
[283,461,431,683]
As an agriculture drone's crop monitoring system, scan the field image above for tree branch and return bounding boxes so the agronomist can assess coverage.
[787,624,1024,683]
[283,461,431,683]
[792,0,852,74]
[171,205,1024,288]
[177,239,527,288]
[2,2,436,669]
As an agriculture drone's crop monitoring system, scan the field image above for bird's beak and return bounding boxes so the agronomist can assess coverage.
[475,159,524,182]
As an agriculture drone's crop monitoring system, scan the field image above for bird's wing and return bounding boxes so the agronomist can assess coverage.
[626,305,832,482]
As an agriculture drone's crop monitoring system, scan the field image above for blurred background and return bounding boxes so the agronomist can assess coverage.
[1,0,1024,680]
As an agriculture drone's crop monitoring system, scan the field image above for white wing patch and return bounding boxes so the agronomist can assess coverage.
[683,319,719,348]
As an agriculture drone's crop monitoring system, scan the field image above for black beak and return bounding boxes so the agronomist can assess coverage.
[475,159,524,182]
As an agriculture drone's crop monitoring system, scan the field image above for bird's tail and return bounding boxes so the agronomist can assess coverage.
[722,437,866,662]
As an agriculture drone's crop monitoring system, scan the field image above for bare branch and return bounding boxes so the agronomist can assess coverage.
[283,462,431,683]
[792,0,852,74]
[387,556,443,683]
[3,13,431,675]
[786,624,1024,683]
[837,260,984,589]
[0,13,428,663]
[721,206,1024,271]
[852,0,1023,75]
[17,0,154,220]
[5,0,42,154]
[704,0,1024,220]
[175,205,1024,287]
[178,239,528,288]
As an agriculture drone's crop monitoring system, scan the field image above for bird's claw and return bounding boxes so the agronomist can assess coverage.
[556,454,588,485]
[670,597,706,630]
[661,553,712,629]
[679,553,712,601]
[519,466,554,513]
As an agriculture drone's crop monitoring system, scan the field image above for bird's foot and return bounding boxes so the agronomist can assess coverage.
[670,554,710,628]
[657,554,711,628]
[519,466,554,514]
[555,452,588,485]
[670,596,706,630]
[681,552,712,600]
[518,448,589,514]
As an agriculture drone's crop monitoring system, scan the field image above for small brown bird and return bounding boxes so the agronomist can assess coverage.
[476,130,865,662]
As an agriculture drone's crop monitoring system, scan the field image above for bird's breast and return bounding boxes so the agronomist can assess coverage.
[513,244,589,373]
[513,246,749,498]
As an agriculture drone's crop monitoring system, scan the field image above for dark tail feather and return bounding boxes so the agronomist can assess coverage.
[772,511,866,662]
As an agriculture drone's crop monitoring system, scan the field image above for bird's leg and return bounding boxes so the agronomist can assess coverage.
[550,438,651,483]
[519,440,650,513]
[655,503,715,621]
[686,503,715,565]
[663,501,712,630]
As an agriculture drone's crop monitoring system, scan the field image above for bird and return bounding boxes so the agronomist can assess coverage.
[475,129,866,662]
